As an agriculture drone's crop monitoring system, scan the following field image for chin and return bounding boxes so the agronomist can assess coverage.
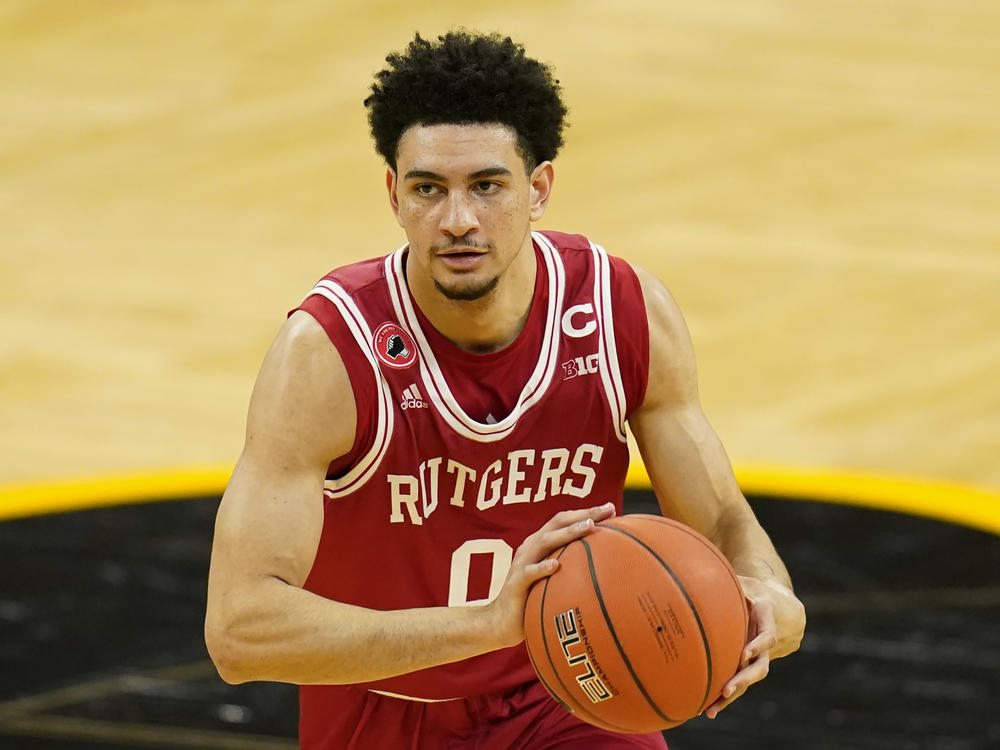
[434,275,500,302]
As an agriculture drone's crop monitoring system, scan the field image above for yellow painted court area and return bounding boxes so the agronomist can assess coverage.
[1,2,998,523]
[3,466,999,539]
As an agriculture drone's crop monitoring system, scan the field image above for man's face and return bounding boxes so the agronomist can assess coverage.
[388,123,551,302]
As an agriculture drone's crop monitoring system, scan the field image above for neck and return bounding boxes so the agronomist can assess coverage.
[407,235,538,354]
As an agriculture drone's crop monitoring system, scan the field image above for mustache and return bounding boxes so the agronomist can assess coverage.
[432,238,493,253]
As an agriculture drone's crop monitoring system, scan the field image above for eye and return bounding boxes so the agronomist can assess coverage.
[414,183,442,196]
[475,181,501,194]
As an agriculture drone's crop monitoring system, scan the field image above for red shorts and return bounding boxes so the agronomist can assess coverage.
[300,680,669,749]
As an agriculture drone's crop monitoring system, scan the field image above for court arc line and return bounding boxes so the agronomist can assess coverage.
[0,465,232,521]
[0,462,998,536]
[729,463,1000,537]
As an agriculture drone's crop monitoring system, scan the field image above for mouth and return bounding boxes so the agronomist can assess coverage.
[438,245,486,255]
[437,249,487,270]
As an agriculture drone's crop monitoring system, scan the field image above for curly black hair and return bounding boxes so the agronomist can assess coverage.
[364,31,568,172]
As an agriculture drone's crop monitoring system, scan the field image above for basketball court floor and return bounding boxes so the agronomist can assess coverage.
[1,491,998,749]
[2,1,999,748]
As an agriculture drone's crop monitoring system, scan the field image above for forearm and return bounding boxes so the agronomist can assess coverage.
[206,575,495,685]
[627,269,805,663]
[711,502,804,658]
[714,502,793,589]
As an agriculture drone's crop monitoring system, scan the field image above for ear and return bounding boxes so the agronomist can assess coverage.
[386,168,404,227]
[528,161,555,222]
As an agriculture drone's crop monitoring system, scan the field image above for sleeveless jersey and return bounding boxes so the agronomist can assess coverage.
[293,231,650,733]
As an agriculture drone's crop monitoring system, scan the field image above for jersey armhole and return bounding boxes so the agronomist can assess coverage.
[608,257,650,418]
[291,297,377,480]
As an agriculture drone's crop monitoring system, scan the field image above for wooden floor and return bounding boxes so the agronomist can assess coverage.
[2,0,998,494]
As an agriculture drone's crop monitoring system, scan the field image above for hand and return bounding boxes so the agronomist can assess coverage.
[485,503,617,649]
[704,576,806,719]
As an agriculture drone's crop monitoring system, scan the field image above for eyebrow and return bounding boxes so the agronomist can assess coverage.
[403,167,513,181]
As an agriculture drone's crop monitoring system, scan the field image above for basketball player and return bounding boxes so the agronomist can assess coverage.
[205,31,806,749]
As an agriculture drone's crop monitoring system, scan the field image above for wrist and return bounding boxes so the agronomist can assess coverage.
[456,601,512,654]
[759,577,795,597]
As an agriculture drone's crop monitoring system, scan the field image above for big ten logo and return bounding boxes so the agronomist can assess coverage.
[562,353,599,380]
[555,609,614,703]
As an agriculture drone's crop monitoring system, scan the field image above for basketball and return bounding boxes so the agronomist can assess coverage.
[523,513,749,733]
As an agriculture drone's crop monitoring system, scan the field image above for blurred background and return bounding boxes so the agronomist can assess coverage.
[1,1,999,748]
[2,0,997,497]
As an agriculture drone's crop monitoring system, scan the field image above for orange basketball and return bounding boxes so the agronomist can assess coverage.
[523,513,749,733]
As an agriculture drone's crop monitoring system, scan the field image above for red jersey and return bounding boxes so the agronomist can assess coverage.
[294,231,650,736]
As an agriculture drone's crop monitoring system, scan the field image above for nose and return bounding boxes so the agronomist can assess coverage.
[439,189,479,238]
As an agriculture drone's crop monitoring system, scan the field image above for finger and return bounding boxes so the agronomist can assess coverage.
[704,679,745,719]
[518,506,613,559]
[741,630,778,669]
[741,599,777,667]
[550,515,600,543]
[526,517,599,562]
[513,504,618,580]
[705,651,771,719]
[539,503,616,533]
[521,556,561,586]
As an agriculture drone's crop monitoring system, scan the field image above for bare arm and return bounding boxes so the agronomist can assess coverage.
[627,265,806,714]
[205,310,611,685]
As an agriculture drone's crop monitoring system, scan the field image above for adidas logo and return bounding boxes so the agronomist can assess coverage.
[400,383,428,410]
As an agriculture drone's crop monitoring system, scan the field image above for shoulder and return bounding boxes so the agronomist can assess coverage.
[315,254,391,295]
[537,230,638,297]
[627,264,700,410]
[629,264,691,352]
[536,231,639,289]
[294,253,396,349]
[535,229,592,252]
[274,309,346,367]
[294,250,396,319]
[245,311,357,466]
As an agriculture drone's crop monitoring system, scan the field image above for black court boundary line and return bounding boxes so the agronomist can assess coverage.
[2,464,999,536]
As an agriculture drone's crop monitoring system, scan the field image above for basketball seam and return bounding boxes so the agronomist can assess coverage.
[535,543,635,733]
[601,524,716,712]
[527,546,573,715]
[582,537,680,725]
[527,595,572,716]
[633,515,749,624]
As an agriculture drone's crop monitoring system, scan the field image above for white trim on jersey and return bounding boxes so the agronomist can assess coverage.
[382,231,566,443]
[305,280,395,498]
[369,689,460,703]
[590,242,629,443]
